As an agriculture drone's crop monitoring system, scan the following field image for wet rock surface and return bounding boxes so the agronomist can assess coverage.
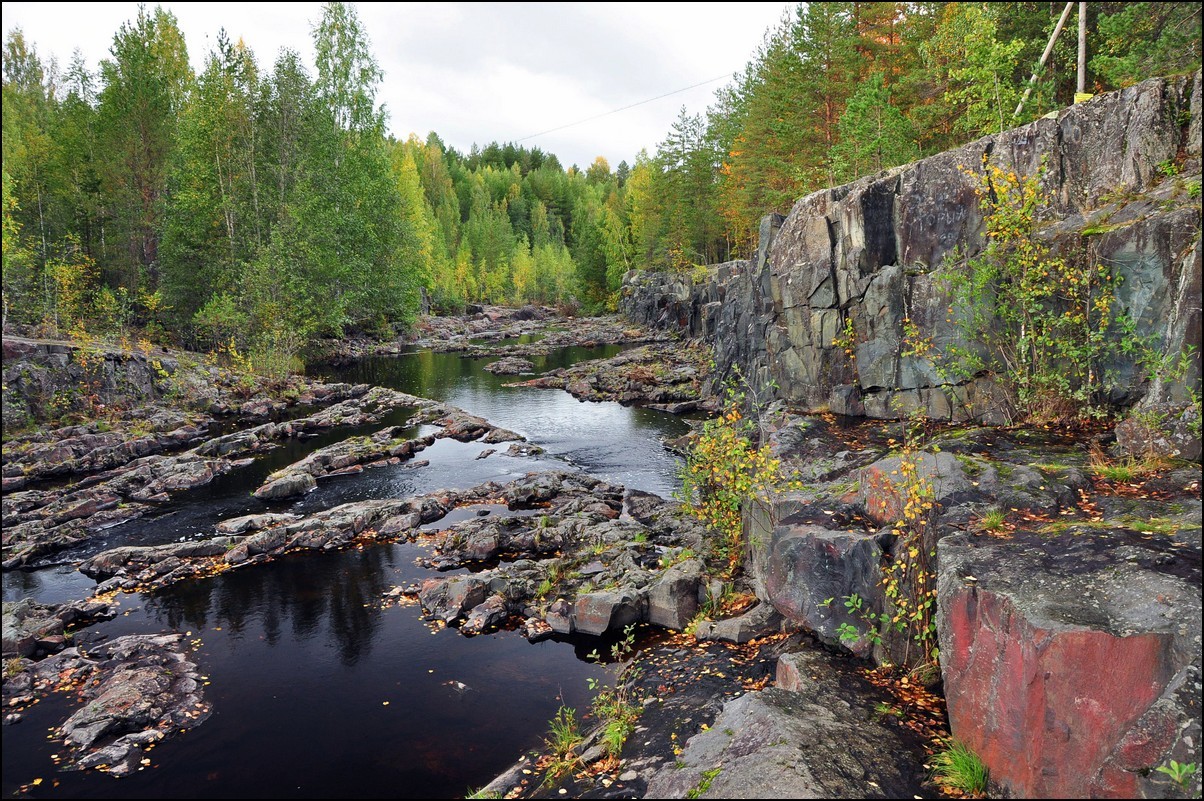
[2,597,116,659]
[10,633,208,777]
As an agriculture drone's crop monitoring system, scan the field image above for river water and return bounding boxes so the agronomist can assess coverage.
[1,343,692,798]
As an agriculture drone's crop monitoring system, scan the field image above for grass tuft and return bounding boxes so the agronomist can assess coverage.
[930,739,988,796]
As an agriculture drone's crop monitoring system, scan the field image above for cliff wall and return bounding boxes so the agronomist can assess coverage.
[623,71,1202,426]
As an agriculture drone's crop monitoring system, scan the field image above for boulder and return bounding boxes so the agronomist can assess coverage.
[215,512,297,535]
[936,531,1202,799]
[647,559,702,630]
[253,471,316,500]
[418,576,488,623]
[857,450,971,526]
[53,634,208,776]
[483,357,535,376]
[695,603,783,645]
[545,598,574,635]
[461,595,509,635]
[761,523,884,657]
[646,650,926,798]
[1115,402,1202,462]
[573,590,642,636]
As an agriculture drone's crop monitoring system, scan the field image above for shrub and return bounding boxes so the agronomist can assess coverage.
[944,161,1133,422]
[676,399,790,576]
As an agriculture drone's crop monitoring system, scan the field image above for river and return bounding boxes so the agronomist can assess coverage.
[1,343,692,798]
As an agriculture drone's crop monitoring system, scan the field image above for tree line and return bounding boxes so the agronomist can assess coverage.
[3,2,1197,369]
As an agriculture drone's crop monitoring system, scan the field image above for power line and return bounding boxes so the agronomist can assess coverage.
[515,73,732,143]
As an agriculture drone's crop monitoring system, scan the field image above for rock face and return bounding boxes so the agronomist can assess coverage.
[760,523,884,658]
[622,73,1202,427]
[2,339,169,433]
[936,531,1203,799]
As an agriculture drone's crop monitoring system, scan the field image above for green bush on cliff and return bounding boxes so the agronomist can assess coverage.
[943,162,1132,422]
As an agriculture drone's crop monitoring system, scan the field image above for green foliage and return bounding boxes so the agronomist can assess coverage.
[96,5,192,291]
[929,4,1027,134]
[1154,759,1197,792]
[686,767,723,799]
[832,72,919,182]
[676,375,800,577]
[870,404,943,668]
[930,739,989,795]
[542,705,582,780]
[874,700,904,719]
[943,162,1131,422]
[585,625,642,760]
[1092,3,1202,88]
[975,508,1007,533]
[835,593,888,647]
[3,4,1198,356]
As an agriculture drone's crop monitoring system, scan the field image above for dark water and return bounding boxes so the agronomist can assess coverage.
[2,343,691,798]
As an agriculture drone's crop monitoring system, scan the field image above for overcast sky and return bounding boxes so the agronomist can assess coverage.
[2,2,794,168]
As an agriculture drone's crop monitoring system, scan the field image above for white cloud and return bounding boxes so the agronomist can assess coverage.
[2,1,793,167]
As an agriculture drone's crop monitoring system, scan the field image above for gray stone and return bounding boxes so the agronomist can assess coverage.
[1115,402,1202,462]
[461,595,509,635]
[762,524,884,657]
[647,559,702,631]
[546,598,574,635]
[573,591,642,636]
[417,576,488,623]
[645,651,925,798]
[699,603,782,645]
[252,471,316,500]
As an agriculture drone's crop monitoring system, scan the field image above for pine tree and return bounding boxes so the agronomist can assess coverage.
[832,72,918,182]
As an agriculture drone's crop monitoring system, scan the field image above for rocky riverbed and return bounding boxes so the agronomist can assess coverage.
[4,293,1202,798]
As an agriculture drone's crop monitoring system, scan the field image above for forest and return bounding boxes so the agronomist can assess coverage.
[2,2,1199,370]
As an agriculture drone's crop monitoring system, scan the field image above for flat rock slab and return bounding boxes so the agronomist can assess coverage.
[645,648,927,799]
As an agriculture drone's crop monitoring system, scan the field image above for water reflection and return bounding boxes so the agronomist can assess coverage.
[314,346,689,497]
[2,340,691,798]
[4,539,607,799]
[143,546,403,665]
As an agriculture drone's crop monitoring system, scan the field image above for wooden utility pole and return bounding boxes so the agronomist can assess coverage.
[1014,1,1076,119]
